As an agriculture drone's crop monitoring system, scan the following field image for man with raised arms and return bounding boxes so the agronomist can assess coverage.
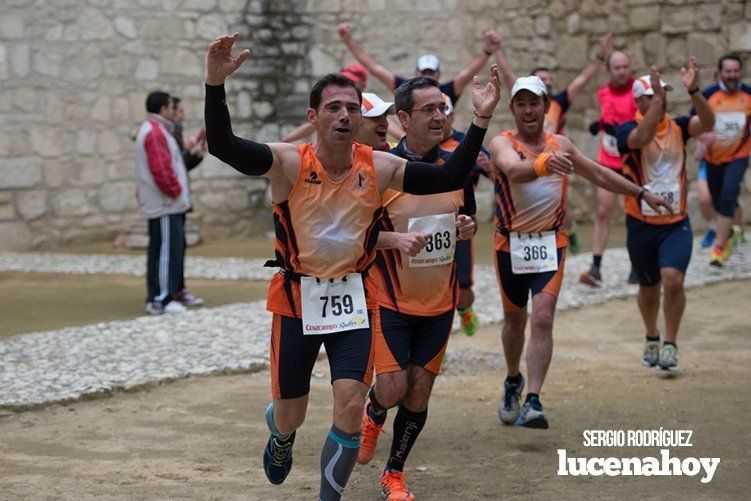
[489,76,670,429]
[203,33,500,500]
[337,23,501,106]
[582,49,638,286]
[617,60,714,371]
[358,77,478,501]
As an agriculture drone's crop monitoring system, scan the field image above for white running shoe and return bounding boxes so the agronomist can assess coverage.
[164,301,188,314]
[658,344,679,372]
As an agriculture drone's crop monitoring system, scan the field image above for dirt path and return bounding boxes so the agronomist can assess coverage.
[1,280,749,500]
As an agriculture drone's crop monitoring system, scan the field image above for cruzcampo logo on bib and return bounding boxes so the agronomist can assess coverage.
[407,213,456,268]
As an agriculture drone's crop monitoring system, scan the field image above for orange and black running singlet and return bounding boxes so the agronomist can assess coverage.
[266,142,383,317]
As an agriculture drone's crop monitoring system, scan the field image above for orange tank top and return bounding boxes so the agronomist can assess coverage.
[266,142,383,317]
[493,131,569,252]
[373,188,465,316]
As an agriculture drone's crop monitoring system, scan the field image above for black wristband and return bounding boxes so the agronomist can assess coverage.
[637,186,648,202]
[483,49,493,56]
[473,110,492,119]
[688,86,700,95]
[596,54,605,62]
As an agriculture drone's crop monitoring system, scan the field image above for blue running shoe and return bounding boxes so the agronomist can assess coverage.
[516,396,549,429]
[700,229,716,249]
[263,431,296,485]
[498,374,525,425]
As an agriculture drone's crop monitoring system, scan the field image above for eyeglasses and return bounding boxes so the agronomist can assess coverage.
[409,104,448,117]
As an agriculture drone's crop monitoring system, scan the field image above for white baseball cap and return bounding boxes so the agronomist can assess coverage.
[442,93,454,116]
[511,76,548,98]
[632,75,674,98]
[361,92,394,118]
[416,54,440,72]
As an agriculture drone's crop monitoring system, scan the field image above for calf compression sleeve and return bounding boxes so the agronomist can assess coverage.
[319,425,361,501]
[204,84,274,176]
[403,123,487,195]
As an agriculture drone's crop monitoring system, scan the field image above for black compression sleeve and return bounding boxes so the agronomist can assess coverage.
[402,123,487,195]
[204,84,273,176]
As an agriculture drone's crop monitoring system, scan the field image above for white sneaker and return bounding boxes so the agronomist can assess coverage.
[145,302,163,315]
[164,301,187,314]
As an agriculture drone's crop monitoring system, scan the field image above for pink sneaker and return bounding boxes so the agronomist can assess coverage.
[175,289,204,306]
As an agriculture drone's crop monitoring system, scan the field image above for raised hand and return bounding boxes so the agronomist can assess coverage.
[205,33,250,85]
[337,23,353,43]
[482,28,501,53]
[456,215,476,240]
[472,64,502,118]
[546,152,574,176]
[680,55,698,91]
[649,66,665,100]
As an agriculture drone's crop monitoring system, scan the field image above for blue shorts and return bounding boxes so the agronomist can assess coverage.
[455,239,474,289]
[706,157,748,217]
[697,161,707,182]
[626,216,692,287]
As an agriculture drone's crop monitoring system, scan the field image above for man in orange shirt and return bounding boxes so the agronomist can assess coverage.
[489,76,670,428]
[358,78,476,501]
[694,54,750,266]
[204,34,500,500]
[617,60,715,371]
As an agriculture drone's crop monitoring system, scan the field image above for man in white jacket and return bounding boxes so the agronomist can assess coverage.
[135,90,192,314]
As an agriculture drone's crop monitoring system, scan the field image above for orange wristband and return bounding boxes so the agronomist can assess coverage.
[534,153,553,177]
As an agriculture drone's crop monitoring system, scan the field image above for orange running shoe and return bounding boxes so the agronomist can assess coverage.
[356,398,384,465]
[381,468,415,501]
[709,246,725,267]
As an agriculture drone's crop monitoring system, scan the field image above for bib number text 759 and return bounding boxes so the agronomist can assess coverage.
[319,294,354,317]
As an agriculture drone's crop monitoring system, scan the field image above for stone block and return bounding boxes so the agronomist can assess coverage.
[12,88,36,112]
[182,0,217,11]
[0,158,43,189]
[33,49,63,78]
[534,15,551,35]
[687,33,721,67]
[0,199,15,221]
[69,158,107,187]
[643,32,666,68]
[729,23,751,52]
[114,17,137,39]
[79,9,115,41]
[196,14,228,40]
[161,47,202,78]
[98,181,138,212]
[16,190,47,220]
[0,14,24,39]
[98,130,121,155]
[666,37,687,68]
[661,8,693,34]
[0,45,7,80]
[628,6,660,31]
[91,95,111,121]
[10,44,29,77]
[566,13,581,34]
[0,222,31,250]
[135,59,158,80]
[555,35,587,70]
[694,3,722,30]
[51,188,93,216]
[30,128,67,157]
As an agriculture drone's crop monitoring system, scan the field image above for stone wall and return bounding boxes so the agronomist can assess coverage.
[0,0,750,249]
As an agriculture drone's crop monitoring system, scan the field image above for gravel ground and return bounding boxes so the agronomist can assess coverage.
[1,239,749,410]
